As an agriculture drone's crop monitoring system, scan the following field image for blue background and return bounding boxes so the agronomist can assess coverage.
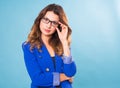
[0,0,120,88]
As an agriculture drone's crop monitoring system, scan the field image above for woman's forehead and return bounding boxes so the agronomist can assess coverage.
[44,11,59,21]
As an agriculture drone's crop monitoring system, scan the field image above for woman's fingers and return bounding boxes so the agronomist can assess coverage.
[56,27,60,34]
[68,77,73,83]
[58,22,67,30]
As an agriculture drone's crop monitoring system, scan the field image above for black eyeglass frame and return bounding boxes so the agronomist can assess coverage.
[41,17,59,27]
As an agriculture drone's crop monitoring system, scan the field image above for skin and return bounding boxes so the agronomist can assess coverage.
[39,11,73,82]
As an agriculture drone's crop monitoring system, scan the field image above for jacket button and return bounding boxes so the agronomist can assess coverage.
[46,68,50,72]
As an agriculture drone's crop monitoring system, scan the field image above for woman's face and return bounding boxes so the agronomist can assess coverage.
[40,11,59,36]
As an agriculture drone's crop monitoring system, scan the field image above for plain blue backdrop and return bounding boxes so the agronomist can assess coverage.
[0,0,120,88]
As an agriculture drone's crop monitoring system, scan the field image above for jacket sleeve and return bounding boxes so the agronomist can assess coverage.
[22,43,60,86]
[62,55,77,77]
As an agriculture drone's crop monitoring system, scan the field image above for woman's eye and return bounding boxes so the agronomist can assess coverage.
[52,21,58,25]
[45,18,49,21]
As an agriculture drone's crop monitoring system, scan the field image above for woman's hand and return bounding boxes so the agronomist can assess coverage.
[68,77,73,83]
[56,22,70,56]
[60,73,73,83]
[56,22,68,44]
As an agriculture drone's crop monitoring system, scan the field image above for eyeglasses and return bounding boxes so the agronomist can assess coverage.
[41,17,59,27]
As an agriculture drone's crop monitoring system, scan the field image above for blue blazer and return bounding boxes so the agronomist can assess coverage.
[22,42,76,88]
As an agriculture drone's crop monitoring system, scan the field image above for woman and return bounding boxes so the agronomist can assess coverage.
[22,3,76,88]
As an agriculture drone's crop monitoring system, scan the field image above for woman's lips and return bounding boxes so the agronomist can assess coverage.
[45,29,51,33]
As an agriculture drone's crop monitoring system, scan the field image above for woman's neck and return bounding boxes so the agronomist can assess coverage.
[41,34,51,45]
[41,34,55,57]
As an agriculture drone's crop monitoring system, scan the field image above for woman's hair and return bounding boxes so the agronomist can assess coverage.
[27,3,72,55]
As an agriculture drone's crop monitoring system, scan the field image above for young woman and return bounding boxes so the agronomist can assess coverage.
[22,3,76,88]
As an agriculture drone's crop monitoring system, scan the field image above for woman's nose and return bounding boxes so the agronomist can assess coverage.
[47,22,52,28]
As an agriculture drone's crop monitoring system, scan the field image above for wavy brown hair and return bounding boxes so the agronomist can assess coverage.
[26,3,72,55]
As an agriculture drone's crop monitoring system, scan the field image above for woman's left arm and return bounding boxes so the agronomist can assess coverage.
[56,23,76,77]
[62,55,76,77]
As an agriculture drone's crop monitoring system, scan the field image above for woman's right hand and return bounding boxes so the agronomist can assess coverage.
[60,73,73,83]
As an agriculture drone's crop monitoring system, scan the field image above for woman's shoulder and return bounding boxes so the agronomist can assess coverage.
[22,41,41,52]
[22,41,31,50]
[22,41,30,46]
